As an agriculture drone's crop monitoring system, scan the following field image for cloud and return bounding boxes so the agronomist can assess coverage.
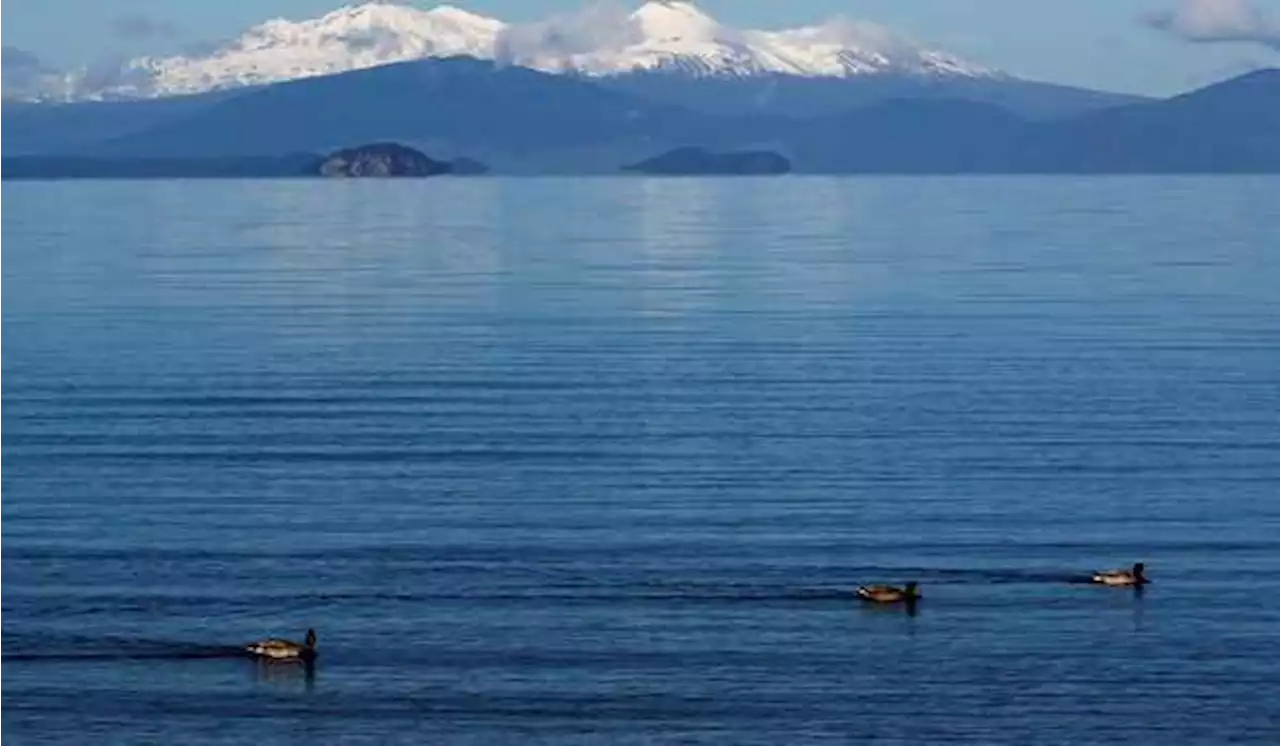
[786,16,918,58]
[3,45,49,76]
[110,13,181,40]
[495,1,643,68]
[1144,0,1280,50]
[3,43,183,101]
[76,56,155,95]
[2,46,62,99]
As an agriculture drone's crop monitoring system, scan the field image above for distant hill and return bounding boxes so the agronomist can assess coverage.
[2,60,1143,158]
[624,147,791,175]
[600,72,1143,120]
[1,90,244,156]
[786,69,1280,173]
[78,57,705,162]
[1026,68,1280,172]
[787,98,1026,173]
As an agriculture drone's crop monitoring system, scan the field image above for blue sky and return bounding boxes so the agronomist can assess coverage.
[4,0,1279,95]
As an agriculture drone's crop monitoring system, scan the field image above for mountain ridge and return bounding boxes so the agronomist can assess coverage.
[86,57,709,163]
[60,60,1280,175]
[12,1,997,101]
[3,61,1273,174]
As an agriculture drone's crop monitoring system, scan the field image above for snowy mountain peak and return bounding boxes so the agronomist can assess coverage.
[425,5,503,25]
[113,2,507,98]
[34,2,997,101]
[308,2,492,28]
[631,1,720,41]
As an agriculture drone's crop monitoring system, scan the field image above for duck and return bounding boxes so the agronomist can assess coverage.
[856,581,920,604]
[246,628,317,661]
[1091,562,1147,587]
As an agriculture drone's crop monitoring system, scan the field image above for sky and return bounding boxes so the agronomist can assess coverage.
[3,0,1279,95]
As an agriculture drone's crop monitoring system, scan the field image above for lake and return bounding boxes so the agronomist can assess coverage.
[3,177,1278,744]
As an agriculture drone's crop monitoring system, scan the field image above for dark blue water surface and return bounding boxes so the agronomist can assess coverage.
[3,177,1279,744]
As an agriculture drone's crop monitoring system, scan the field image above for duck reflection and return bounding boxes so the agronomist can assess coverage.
[250,656,316,690]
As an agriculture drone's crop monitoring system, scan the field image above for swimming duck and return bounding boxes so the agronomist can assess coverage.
[856,581,920,604]
[246,629,317,661]
[1091,563,1147,587]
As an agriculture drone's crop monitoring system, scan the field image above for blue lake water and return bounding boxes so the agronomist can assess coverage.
[3,177,1279,744]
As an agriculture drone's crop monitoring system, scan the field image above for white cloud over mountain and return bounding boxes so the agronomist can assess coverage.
[1145,0,1280,50]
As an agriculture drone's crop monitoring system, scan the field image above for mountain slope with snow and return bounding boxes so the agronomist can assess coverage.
[47,1,997,100]
[512,1,989,79]
[121,4,504,98]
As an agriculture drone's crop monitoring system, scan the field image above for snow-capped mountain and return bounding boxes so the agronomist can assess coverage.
[41,1,997,100]
[117,3,504,98]
[510,1,989,79]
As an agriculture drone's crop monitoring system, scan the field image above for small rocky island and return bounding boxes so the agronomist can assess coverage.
[623,147,791,176]
[317,143,482,177]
